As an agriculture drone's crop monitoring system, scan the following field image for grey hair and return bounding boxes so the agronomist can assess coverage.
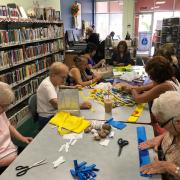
[0,82,15,106]
[152,91,180,124]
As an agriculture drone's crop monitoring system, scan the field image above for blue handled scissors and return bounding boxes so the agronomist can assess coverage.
[117,138,129,156]
[15,159,47,176]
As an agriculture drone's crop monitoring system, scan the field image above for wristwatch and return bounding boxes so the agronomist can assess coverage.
[175,166,180,174]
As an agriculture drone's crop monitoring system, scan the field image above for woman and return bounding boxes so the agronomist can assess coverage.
[130,56,180,103]
[122,56,180,135]
[0,82,32,172]
[111,40,131,66]
[139,91,180,180]
[155,43,180,82]
[68,55,102,87]
[83,43,106,74]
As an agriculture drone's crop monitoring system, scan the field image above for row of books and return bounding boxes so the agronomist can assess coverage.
[9,106,30,127]
[0,25,64,46]
[9,73,48,127]
[0,56,55,85]
[0,40,64,69]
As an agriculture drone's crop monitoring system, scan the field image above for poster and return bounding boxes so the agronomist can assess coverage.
[138,32,152,51]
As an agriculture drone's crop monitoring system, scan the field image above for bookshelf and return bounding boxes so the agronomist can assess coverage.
[160,17,180,61]
[0,18,65,121]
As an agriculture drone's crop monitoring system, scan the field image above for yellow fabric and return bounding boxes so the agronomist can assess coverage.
[113,65,132,72]
[49,111,90,135]
[128,103,145,122]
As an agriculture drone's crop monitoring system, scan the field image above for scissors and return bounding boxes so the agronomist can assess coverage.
[117,138,129,156]
[15,159,47,176]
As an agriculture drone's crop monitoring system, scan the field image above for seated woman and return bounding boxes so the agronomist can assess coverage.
[155,43,180,82]
[130,56,180,104]
[83,43,106,75]
[68,55,102,87]
[111,40,131,66]
[119,56,179,103]
[0,82,32,172]
[119,56,180,135]
[139,91,180,180]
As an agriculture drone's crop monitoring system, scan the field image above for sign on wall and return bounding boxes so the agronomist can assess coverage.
[138,32,152,51]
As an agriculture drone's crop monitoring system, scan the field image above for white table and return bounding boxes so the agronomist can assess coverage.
[1,123,161,180]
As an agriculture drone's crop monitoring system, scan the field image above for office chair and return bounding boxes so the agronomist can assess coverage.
[28,94,38,122]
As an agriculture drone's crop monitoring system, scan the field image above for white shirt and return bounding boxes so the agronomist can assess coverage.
[37,77,58,117]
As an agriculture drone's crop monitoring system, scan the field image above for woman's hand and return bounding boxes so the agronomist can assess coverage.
[21,136,33,144]
[94,73,102,81]
[140,158,168,175]
[139,135,163,151]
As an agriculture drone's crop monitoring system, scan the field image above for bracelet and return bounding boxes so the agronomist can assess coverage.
[175,166,180,174]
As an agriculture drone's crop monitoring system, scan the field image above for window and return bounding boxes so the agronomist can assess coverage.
[95,0,123,40]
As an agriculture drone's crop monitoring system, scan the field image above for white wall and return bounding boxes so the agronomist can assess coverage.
[123,0,134,39]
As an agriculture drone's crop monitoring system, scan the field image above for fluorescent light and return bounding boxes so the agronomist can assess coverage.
[154,6,160,8]
[156,1,166,5]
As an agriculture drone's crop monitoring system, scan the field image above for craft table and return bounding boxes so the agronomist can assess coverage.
[80,89,151,124]
[1,123,161,180]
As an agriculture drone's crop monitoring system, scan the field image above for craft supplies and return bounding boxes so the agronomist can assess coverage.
[49,112,90,135]
[128,104,145,123]
[89,88,135,108]
[53,156,65,168]
[57,88,80,116]
[99,139,110,146]
[136,126,152,177]
[106,118,127,130]
[117,138,129,156]
[70,160,99,180]
[15,159,47,176]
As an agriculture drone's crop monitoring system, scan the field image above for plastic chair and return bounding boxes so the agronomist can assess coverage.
[28,94,38,122]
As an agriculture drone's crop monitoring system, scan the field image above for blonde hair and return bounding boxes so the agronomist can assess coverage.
[0,82,15,106]
[49,62,69,76]
[152,91,180,123]
[86,27,93,34]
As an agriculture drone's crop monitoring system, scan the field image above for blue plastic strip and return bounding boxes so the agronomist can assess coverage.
[136,126,152,177]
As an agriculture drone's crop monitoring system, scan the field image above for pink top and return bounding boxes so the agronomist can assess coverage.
[0,112,17,161]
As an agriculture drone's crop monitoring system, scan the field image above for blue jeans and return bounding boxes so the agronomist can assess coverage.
[38,116,53,131]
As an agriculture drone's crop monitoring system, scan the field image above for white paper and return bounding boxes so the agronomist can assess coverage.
[65,142,70,152]
[99,139,110,146]
[63,133,83,140]
[58,144,66,152]
[109,131,115,138]
[53,156,65,168]
[71,139,77,146]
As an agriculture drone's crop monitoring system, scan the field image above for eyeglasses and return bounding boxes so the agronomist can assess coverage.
[159,117,174,128]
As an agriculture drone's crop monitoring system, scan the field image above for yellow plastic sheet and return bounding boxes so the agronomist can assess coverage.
[113,65,132,72]
[127,103,145,123]
[49,112,90,135]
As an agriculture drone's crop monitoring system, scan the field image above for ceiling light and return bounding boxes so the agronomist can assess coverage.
[156,1,166,5]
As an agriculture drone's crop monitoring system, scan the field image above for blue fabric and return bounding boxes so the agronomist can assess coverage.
[88,58,95,66]
[106,118,127,130]
[136,126,152,177]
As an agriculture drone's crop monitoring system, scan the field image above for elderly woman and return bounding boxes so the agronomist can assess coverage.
[68,55,102,87]
[139,91,180,180]
[0,82,32,170]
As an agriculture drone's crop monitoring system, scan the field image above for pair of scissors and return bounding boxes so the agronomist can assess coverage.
[117,138,129,156]
[15,159,47,176]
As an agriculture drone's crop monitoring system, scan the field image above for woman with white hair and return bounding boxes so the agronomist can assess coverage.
[0,82,33,172]
[139,91,180,180]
